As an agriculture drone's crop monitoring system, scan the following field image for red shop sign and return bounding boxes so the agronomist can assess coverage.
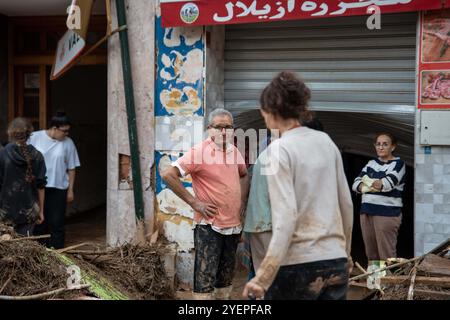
[161,0,450,28]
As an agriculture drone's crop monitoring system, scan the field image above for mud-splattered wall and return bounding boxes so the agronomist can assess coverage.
[155,10,205,287]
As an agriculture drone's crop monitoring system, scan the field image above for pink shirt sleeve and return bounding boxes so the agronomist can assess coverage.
[176,147,199,176]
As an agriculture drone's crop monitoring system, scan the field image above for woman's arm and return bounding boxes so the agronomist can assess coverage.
[36,188,44,224]
[352,162,370,193]
[67,169,76,203]
[377,160,406,192]
[66,140,81,203]
[33,151,46,224]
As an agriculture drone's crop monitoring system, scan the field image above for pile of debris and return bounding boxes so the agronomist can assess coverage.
[66,242,175,300]
[350,239,450,300]
[0,224,175,300]
[0,225,89,300]
[0,224,14,240]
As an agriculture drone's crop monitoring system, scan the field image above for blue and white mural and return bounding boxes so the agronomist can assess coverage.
[154,11,205,286]
[155,150,194,220]
[155,16,204,117]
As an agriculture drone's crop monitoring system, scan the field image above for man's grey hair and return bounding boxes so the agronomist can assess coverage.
[208,108,233,125]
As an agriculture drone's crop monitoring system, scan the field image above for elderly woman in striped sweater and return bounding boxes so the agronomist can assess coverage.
[352,133,406,263]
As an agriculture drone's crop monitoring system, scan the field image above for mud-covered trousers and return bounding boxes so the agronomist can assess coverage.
[194,225,240,293]
[265,258,349,300]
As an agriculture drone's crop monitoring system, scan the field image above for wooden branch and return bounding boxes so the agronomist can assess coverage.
[418,254,450,277]
[355,262,366,274]
[441,245,450,256]
[0,284,90,300]
[428,238,450,255]
[407,266,418,300]
[381,276,450,288]
[351,239,450,282]
[414,289,450,299]
[350,256,423,282]
[76,25,126,65]
[56,243,89,254]
[0,276,12,294]
[65,250,113,255]
[2,234,50,242]
[349,282,371,289]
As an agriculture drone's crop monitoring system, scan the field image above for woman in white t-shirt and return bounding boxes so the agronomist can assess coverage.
[29,111,80,249]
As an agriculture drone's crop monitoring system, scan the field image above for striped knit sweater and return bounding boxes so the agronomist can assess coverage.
[352,158,405,217]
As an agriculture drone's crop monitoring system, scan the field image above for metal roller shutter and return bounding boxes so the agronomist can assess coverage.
[225,13,418,114]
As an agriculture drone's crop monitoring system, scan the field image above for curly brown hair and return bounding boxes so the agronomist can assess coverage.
[260,71,313,123]
[7,118,35,183]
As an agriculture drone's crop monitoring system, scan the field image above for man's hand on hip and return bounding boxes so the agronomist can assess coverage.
[191,199,218,219]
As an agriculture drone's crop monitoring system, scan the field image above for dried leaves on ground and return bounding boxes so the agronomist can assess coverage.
[68,242,175,300]
[1,223,174,300]
[0,239,76,298]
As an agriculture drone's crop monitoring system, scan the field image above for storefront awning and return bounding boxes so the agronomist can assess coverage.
[161,0,450,27]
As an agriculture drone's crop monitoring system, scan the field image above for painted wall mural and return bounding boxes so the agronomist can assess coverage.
[160,86,202,115]
[156,16,204,116]
[155,151,194,219]
[155,11,206,287]
[160,49,203,84]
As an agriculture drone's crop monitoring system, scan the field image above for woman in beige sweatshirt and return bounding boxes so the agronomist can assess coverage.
[243,71,354,300]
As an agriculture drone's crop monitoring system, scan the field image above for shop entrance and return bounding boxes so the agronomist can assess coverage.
[7,16,107,247]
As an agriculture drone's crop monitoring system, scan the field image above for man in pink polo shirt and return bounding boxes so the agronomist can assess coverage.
[162,108,249,300]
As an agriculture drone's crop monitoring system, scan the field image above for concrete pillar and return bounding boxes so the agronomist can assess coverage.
[107,0,155,245]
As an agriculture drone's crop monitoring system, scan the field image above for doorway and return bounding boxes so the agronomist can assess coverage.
[50,65,107,246]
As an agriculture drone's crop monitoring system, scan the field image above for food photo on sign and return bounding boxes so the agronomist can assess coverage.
[421,71,450,104]
[422,10,450,63]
